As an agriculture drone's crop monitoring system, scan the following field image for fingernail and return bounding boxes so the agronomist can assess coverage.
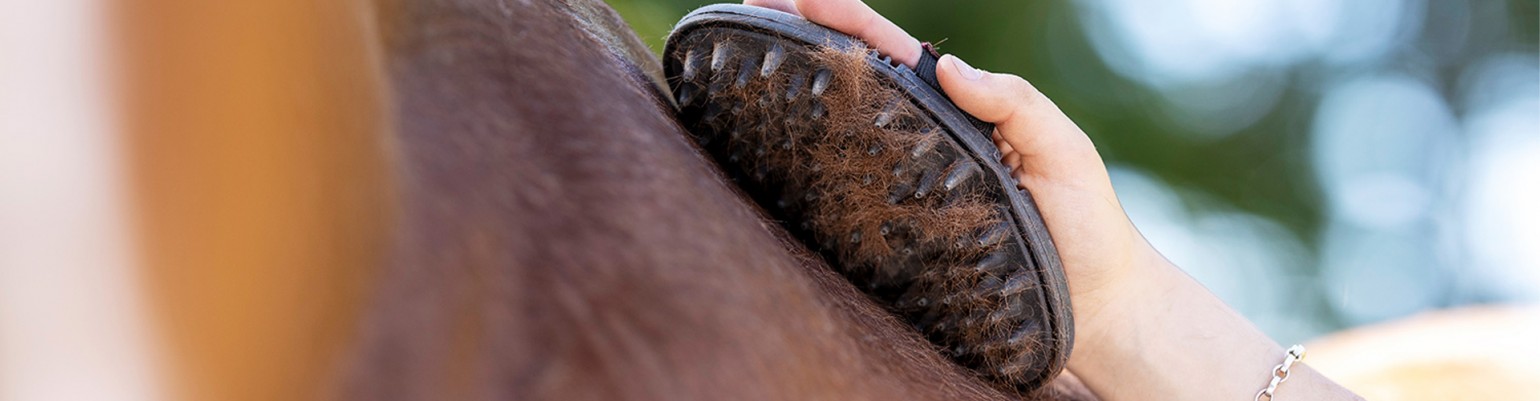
[948,55,982,81]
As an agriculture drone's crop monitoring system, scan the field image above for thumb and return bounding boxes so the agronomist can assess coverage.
[935,54,1093,167]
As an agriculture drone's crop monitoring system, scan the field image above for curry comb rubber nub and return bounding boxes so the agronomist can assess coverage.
[664,4,1073,394]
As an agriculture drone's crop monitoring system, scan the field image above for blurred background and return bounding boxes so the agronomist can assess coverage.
[609,0,1540,345]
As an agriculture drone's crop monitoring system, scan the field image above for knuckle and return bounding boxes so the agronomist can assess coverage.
[989,74,1042,124]
[794,0,831,18]
[1001,74,1040,99]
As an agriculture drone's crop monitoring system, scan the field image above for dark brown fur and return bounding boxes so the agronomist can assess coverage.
[340,0,1094,400]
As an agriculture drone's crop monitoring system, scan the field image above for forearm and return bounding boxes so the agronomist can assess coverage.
[1067,242,1363,401]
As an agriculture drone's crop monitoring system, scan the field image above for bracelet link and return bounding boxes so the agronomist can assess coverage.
[1254,345,1306,401]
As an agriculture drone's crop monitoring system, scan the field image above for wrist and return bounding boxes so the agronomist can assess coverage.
[1065,238,1172,372]
[1064,240,1292,401]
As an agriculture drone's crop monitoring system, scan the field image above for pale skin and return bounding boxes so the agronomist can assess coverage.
[743,1,1366,400]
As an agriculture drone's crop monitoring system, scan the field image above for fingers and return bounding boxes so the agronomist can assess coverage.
[793,0,921,67]
[743,0,801,16]
[993,132,1024,171]
[935,54,1091,164]
[744,0,921,68]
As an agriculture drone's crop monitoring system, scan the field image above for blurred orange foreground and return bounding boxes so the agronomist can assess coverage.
[1307,305,1540,401]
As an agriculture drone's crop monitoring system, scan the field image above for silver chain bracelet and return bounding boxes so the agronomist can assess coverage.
[1254,345,1306,401]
